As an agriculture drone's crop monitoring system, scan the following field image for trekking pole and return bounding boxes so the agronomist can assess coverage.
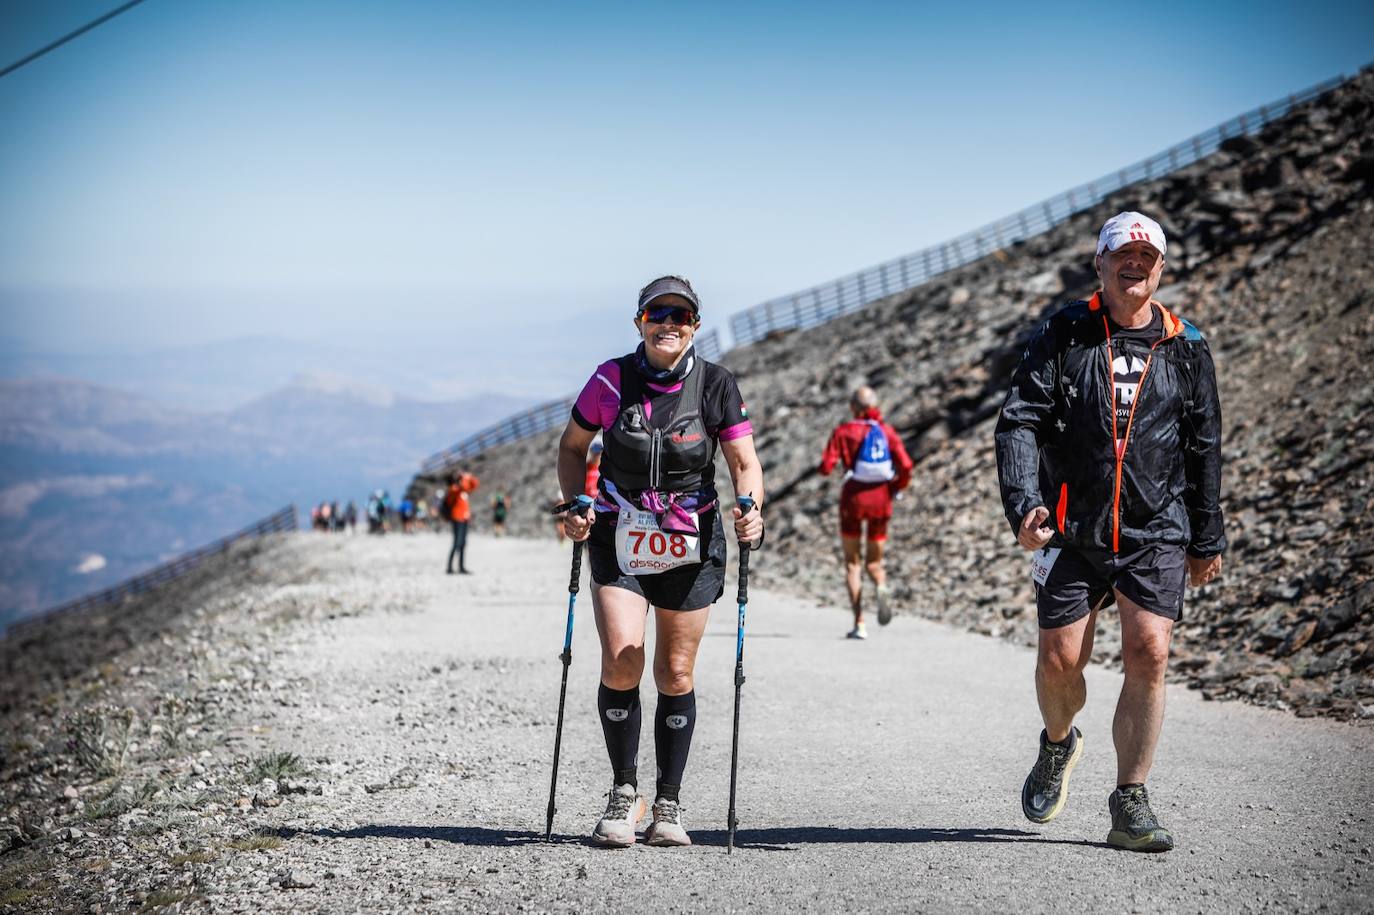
[727,495,757,854]
[545,498,590,841]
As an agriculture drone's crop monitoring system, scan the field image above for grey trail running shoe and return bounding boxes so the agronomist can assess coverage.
[1107,785,1174,852]
[590,783,646,848]
[643,797,691,847]
[876,584,894,626]
[1021,727,1083,824]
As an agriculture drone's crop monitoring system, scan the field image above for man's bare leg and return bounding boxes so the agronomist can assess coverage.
[1035,605,1099,741]
[841,536,864,628]
[1113,593,1174,785]
[863,538,885,587]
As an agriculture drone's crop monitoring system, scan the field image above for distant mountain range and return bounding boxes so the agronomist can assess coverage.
[0,374,529,627]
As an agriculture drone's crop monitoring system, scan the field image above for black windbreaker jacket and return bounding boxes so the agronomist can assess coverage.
[995,293,1226,558]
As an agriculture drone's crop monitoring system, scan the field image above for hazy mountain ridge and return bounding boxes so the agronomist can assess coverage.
[0,374,529,623]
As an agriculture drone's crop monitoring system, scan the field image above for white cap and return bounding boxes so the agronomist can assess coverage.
[1096,211,1166,258]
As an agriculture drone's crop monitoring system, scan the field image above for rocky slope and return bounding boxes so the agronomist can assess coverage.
[412,69,1374,720]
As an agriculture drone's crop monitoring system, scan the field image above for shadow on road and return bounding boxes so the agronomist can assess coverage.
[277,825,567,847]
[278,824,1107,851]
[693,826,1109,850]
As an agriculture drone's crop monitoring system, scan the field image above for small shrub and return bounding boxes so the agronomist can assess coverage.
[66,706,137,777]
[85,780,162,821]
[157,786,227,813]
[141,889,194,911]
[152,697,193,755]
[248,751,309,783]
[226,831,282,853]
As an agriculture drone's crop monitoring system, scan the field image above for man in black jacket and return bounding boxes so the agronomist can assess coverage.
[995,211,1225,852]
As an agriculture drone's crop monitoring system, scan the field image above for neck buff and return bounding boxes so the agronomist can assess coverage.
[859,406,882,422]
[633,342,695,385]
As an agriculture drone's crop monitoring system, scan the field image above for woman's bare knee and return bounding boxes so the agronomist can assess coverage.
[653,660,694,695]
[602,647,645,690]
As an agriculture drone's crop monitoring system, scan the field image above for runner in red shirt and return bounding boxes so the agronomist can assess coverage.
[819,386,913,639]
[584,440,603,498]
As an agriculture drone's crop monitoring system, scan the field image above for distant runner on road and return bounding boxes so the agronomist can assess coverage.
[491,493,509,537]
[819,386,913,639]
[995,211,1226,852]
[556,275,764,849]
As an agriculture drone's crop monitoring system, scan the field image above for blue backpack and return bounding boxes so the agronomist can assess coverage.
[851,420,895,483]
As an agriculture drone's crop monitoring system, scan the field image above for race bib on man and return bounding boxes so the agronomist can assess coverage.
[1030,547,1061,586]
[614,508,700,576]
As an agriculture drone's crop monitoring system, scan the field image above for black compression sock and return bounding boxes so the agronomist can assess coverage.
[654,691,697,800]
[597,684,641,788]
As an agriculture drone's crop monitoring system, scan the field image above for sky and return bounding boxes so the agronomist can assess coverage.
[1,0,1371,404]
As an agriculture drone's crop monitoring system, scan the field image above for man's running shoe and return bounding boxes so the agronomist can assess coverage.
[590,783,645,848]
[876,584,894,626]
[643,797,691,847]
[1107,785,1174,852]
[846,623,868,640]
[1021,727,1083,824]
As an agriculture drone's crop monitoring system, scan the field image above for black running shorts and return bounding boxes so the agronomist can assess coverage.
[587,509,727,611]
[1033,543,1186,629]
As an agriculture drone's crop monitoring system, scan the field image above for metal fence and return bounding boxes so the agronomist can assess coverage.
[420,396,576,473]
[728,73,1349,347]
[6,505,297,634]
[419,327,722,475]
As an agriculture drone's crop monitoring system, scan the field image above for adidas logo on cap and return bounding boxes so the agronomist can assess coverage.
[1097,211,1167,257]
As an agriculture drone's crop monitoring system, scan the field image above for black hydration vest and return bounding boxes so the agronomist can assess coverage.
[601,355,717,496]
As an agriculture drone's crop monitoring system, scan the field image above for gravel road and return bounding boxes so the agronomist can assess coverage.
[208,532,1372,913]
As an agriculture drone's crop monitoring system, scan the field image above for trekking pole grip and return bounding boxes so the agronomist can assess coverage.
[736,543,750,606]
[569,540,584,595]
[735,495,754,606]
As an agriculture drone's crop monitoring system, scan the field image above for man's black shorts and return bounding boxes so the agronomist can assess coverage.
[587,509,727,611]
[1033,543,1186,629]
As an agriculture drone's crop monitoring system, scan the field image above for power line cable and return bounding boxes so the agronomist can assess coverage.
[0,0,149,81]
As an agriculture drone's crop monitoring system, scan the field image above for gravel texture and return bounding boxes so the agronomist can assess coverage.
[3,532,1372,912]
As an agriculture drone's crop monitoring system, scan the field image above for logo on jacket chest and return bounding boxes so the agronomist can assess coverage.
[1112,354,1147,408]
[669,431,703,444]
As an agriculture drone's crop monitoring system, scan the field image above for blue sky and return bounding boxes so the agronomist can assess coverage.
[1,0,1371,402]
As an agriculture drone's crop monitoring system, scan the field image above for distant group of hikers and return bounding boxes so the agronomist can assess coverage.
[310,490,437,535]
[308,500,357,533]
[529,212,1224,853]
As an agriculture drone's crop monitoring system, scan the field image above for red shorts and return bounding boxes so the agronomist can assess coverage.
[839,480,893,541]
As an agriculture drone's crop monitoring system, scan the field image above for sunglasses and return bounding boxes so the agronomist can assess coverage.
[638,305,699,327]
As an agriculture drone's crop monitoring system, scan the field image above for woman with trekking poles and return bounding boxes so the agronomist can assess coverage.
[552,275,764,848]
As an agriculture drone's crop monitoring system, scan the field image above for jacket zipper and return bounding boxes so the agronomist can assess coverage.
[649,427,661,491]
[1103,317,1167,552]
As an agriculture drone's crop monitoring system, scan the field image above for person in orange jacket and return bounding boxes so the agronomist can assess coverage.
[444,470,480,574]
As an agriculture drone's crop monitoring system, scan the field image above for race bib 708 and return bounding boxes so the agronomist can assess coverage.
[615,509,700,576]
